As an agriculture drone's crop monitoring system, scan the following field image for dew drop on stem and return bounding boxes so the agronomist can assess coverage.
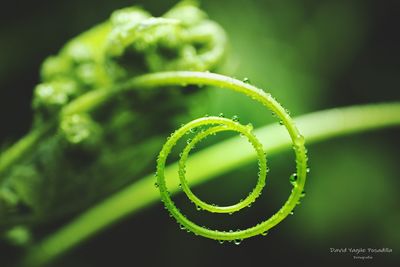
[289,173,297,186]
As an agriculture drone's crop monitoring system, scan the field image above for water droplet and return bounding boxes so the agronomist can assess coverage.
[306,168,310,173]
[218,113,225,117]
[289,173,297,186]
[232,115,239,122]
[196,205,201,211]
[290,211,294,215]
[300,190,306,198]
[178,183,182,188]
[242,77,250,83]
[234,239,242,245]
[295,134,305,145]
[154,182,159,188]
[218,240,225,244]
[279,120,284,125]
[179,224,186,230]
[186,138,192,144]
[261,231,268,236]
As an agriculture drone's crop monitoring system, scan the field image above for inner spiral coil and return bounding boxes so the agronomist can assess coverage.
[177,117,267,214]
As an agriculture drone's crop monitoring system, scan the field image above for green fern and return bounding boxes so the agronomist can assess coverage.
[0,1,398,267]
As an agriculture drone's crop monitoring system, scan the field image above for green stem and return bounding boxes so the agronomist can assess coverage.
[0,122,54,179]
[22,101,400,266]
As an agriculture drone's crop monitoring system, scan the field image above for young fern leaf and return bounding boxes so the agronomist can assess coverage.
[148,71,308,241]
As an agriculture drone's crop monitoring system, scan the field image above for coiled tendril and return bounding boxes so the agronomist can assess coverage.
[151,71,308,242]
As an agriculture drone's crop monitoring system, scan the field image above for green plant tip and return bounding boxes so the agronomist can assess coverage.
[152,71,308,241]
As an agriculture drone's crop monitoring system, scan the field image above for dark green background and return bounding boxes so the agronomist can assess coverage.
[0,0,399,266]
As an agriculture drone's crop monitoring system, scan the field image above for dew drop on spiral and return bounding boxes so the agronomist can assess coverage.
[234,239,242,245]
[261,231,268,236]
[242,77,250,83]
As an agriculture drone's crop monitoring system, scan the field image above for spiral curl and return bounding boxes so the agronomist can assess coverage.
[151,71,308,242]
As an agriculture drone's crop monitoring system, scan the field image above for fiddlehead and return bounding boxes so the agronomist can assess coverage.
[148,71,308,242]
[0,1,227,227]
[32,69,308,241]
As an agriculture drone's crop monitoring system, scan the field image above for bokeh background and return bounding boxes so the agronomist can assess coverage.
[0,0,399,266]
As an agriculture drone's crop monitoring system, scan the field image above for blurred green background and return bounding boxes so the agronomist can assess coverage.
[0,0,399,266]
